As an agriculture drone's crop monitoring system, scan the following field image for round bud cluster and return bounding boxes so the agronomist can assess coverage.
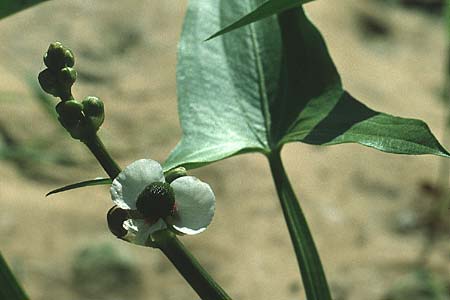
[38,42,77,100]
[136,182,176,224]
[38,42,106,140]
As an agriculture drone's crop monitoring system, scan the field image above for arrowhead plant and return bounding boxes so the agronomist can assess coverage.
[1,1,449,300]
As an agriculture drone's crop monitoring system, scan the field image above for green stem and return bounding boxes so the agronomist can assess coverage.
[152,230,231,300]
[0,252,28,300]
[268,150,331,300]
[81,134,121,179]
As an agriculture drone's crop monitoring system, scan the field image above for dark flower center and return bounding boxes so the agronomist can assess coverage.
[136,182,175,222]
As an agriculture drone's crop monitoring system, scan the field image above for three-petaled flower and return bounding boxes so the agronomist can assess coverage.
[110,159,215,245]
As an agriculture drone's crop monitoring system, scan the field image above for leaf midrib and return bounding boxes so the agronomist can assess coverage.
[247,10,272,150]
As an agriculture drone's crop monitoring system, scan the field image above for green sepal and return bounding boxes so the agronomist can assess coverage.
[106,206,129,238]
[164,167,187,183]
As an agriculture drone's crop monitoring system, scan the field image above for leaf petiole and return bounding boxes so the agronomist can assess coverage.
[268,149,331,300]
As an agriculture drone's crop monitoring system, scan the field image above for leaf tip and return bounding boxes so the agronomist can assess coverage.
[204,32,219,42]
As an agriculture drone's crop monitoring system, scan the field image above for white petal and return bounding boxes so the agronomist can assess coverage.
[110,159,165,209]
[169,176,215,235]
[123,219,166,246]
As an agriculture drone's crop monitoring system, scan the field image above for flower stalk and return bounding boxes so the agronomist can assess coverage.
[152,230,231,300]
[81,133,121,179]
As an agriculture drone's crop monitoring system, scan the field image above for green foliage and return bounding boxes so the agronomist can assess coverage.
[208,0,315,40]
[0,0,50,20]
[0,252,28,300]
[164,2,448,171]
[46,177,111,196]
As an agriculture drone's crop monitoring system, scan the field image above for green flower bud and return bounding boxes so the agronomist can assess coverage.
[164,167,187,183]
[82,96,105,131]
[136,182,175,223]
[44,42,75,71]
[56,100,84,135]
[58,67,77,89]
[38,69,59,97]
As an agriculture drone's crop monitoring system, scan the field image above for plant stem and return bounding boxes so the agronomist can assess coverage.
[268,150,331,300]
[81,134,121,179]
[153,230,231,300]
[0,252,28,300]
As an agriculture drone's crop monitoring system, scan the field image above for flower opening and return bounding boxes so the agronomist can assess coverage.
[110,159,215,245]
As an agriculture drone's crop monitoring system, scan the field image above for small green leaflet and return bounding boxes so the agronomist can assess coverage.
[0,0,50,20]
[207,0,315,40]
[46,177,111,197]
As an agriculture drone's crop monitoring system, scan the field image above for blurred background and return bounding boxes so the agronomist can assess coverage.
[0,0,449,299]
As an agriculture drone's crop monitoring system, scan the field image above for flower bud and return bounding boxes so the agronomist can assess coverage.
[82,96,105,131]
[44,42,75,71]
[58,67,77,89]
[56,100,84,134]
[38,69,59,97]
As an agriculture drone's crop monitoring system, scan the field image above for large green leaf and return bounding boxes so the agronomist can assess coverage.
[0,252,29,300]
[207,0,315,40]
[0,0,50,20]
[164,1,448,171]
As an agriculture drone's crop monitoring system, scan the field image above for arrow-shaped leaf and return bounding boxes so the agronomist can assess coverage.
[164,2,448,171]
[46,177,111,197]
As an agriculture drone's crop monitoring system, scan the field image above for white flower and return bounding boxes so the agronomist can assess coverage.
[110,159,215,245]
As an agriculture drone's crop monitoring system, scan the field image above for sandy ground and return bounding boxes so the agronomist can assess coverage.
[0,1,449,300]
